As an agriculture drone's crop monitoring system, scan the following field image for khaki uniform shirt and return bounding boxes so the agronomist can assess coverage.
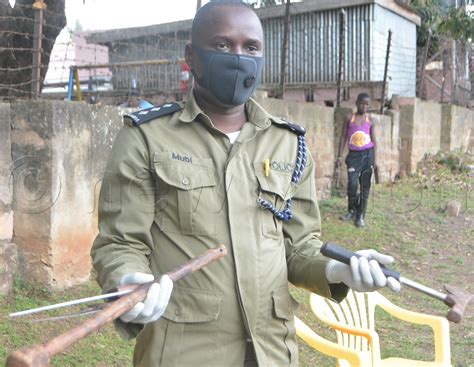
[91,94,348,367]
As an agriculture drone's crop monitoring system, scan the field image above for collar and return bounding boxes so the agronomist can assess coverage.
[178,91,272,130]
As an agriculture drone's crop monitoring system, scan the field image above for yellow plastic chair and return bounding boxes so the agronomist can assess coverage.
[295,290,451,367]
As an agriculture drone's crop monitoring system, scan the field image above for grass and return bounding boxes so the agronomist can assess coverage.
[1,177,473,366]
[0,280,134,366]
[296,178,473,367]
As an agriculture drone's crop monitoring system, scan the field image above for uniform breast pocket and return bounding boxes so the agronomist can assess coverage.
[254,163,297,239]
[154,153,218,236]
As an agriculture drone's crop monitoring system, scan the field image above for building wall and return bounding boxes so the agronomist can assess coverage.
[371,4,417,97]
[44,32,110,87]
[262,4,372,85]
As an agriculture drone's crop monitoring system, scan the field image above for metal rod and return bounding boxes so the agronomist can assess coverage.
[9,289,133,318]
[31,0,46,99]
[278,0,291,98]
[400,276,448,303]
[336,9,346,107]
[74,58,185,70]
[380,29,392,114]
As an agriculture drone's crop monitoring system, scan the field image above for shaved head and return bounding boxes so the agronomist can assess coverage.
[192,1,260,45]
[186,0,264,108]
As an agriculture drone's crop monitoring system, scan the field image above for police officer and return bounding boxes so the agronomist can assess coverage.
[91,1,400,366]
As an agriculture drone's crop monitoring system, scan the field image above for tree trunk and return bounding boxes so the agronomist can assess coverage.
[0,0,66,98]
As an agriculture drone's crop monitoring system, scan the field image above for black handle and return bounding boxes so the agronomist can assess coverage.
[321,242,401,280]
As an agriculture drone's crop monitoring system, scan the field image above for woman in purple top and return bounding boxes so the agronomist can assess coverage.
[336,93,377,227]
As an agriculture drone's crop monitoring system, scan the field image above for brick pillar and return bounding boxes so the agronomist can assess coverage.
[10,100,123,288]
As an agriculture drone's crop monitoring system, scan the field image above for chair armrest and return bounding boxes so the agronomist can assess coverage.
[311,311,376,343]
[294,316,364,367]
[309,306,382,364]
[373,293,451,363]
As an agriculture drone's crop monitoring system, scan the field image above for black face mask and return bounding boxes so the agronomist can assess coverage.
[192,47,263,106]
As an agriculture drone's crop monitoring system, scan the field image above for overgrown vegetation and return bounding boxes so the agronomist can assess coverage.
[1,167,472,366]
[415,151,473,194]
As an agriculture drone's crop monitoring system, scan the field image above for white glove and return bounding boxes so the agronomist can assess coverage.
[326,249,401,292]
[118,272,173,324]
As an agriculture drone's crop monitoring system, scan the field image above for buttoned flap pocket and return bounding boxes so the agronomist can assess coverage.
[163,285,222,323]
[272,287,299,321]
[254,163,297,239]
[154,152,216,190]
[153,152,218,236]
[254,163,296,201]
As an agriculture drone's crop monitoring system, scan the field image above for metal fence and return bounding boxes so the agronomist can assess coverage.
[0,1,189,103]
[416,33,472,106]
[1,1,471,106]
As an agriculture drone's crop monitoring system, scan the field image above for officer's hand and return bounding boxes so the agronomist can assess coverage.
[325,249,401,292]
[118,272,173,324]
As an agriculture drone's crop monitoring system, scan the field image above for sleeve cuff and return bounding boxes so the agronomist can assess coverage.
[114,318,144,340]
[328,282,349,303]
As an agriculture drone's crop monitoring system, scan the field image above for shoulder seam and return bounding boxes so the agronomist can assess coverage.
[270,117,306,136]
[124,102,182,127]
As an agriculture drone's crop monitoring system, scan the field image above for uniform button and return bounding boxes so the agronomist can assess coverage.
[182,177,190,186]
[175,306,182,316]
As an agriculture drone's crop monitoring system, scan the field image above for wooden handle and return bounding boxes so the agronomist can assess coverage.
[6,245,227,367]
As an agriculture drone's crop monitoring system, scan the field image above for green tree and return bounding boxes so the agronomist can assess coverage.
[409,0,472,46]
[438,6,474,43]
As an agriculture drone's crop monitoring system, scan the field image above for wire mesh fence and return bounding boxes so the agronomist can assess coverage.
[0,1,472,107]
[43,34,189,105]
[0,1,190,104]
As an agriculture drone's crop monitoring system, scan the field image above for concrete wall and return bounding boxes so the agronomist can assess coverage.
[0,103,13,242]
[471,114,474,154]
[441,105,473,152]
[371,111,400,182]
[398,98,442,175]
[10,101,124,288]
[0,102,18,294]
[2,96,473,289]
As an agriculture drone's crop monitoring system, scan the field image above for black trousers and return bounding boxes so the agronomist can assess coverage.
[345,148,374,212]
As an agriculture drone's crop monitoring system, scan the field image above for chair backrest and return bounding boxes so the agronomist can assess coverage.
[310,290,376,353]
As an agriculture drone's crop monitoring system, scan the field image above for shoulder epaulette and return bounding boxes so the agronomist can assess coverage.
[124,103,182,127]
[270,117,306,136]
